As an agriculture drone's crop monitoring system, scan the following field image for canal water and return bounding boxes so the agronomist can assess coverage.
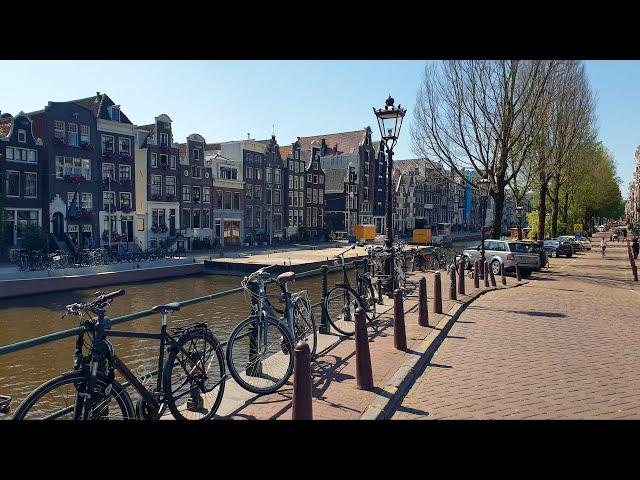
[0,269,355,415]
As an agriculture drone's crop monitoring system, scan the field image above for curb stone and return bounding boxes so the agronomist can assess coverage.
[359,281,528,420]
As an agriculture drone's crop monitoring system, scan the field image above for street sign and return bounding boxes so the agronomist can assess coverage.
[574,224,583,233]
[575,232,582,238]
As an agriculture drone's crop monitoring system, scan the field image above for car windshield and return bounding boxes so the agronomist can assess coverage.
[558,236,574,242]
[544,241,556,246]
[508,242,536,253]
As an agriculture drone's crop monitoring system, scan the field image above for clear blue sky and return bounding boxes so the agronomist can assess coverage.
[1,60,637,194]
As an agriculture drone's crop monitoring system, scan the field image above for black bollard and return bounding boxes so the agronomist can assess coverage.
[419,277,429,327]
[449,264,457,300]
[393,289,407,351]
[354,307,374,390]
[458,260,465,295]
[484,262,490,288]
[433,271,443,314]
[515,261,522,282]
[292,341,313,420]
[501,263,507,285]
[319,265,330,334]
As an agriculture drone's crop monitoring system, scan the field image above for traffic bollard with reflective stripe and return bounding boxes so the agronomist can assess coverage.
[419,277,428,327]
[393,289,407,351]
[292,341,313,420]
[489,262,497,287]
[354,307,374,390]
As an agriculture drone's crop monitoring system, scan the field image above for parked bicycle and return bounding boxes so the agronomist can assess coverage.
[225,265,317,395]
[323,245,377,336]
[13,289,226,420]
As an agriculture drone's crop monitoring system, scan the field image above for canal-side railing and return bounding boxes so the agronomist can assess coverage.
[0,261,360,358]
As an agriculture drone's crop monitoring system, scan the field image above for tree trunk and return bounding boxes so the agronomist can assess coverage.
[561,190,569,226]
[490,188,505,239]
[550,181,560,238]
[537,172,548,241]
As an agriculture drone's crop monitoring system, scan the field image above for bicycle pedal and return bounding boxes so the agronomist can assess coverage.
[187,395,204,412]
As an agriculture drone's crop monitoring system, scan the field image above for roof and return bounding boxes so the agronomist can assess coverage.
[279,145,293,159]
[177,143,187,161]
[71,93,134,124]
[138,124,155,133]
[323,168,348,193]
[205,143,221,151]
[297,129,368,156]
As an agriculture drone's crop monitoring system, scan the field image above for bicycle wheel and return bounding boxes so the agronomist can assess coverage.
[358,277,377,321]
[292,296,317,357]
[324,285,365,336]
[226,315,294,395]
[164,329,226,420]
[13,370,134,420]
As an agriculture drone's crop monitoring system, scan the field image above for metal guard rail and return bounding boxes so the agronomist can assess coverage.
[0,260,358,358]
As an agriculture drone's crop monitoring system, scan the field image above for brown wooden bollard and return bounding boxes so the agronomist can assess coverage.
[449,264,457,300]
[515,261,522,282]
[488,262,497,287]
[473,260,480,288]
[501,263,507,285]
[484,262,490,287]
[354,307,374,390]
[419,277,429,327]
[458,260,466,295]
[433,271,443,314]
[292,341,313,420]
[393,289,407,351]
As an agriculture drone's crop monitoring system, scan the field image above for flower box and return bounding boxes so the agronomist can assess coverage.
[120,206,133,214]
[104,205,117,213]
[80,141,94,151]
[120,153,131,161]
[75,210,95,220]
[151,225,169,234]
[102,150,114,158]
[102,177,116,185]
[120,178,133,187]
[160,164,169,171]
[53,137,68,146]
[63,174,86,184]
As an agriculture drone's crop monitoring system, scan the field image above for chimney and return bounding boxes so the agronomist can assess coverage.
[247,132,250,140]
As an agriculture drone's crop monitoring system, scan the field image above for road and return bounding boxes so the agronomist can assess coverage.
[393,234,640,419]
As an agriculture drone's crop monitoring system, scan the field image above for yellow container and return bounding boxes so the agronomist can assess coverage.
[413,229,432,244]
[354,224,376,241]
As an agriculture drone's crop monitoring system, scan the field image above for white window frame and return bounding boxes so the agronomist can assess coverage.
[67,123,78,146]
[54,120,65,139]
[24,172,37,198]
[151,153,158,168]
[80,124,90,143]
[17,129,26,143]
[5,171,19,197]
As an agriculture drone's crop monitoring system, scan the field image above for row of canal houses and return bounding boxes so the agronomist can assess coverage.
[0,92,388,255]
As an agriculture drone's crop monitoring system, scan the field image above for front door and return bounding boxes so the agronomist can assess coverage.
[169,209,176,236]
[53,212,64,239]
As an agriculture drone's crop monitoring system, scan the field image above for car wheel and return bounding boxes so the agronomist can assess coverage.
[491,259,501,276]
[520,269,533,279]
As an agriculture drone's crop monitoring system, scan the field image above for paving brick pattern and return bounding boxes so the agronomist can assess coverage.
[221,267,497,420]
[393,235,640,420]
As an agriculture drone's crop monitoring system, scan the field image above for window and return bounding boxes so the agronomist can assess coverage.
[298,192,304,207]
[54,120,65,139]
[266,167,272,183]
[119,138,131,154]
[24,172,37,198]
[275,168,281,184]
[120,192,132,208]
[18,129,27,143]
[182,185,191,202]
[66,123,77,146]
[192,166,201,178]
[245,167,253,179]
[192,186,201,203]
[160,154,168,166]
[255,185,262,200]
[216,191,223,209]
[5,147,37,163]
[294,177,298,190]
[307,207,311,226]
[6,171,19,196]
[80,125,90,143]
[246,184,253,198]
[109,106,120,122]
[255,168,262,180]
[203,186,211,202]
[233,192,240,210]
[151,153,158,168]
[289,176,293,189]
[102,163,115,180]
[308,174,312,182]
[313,174,318,184]
[160,133,169,146]
[119,164,131,180]
[165,176,176,196]
[55,156,91,180]
[170,155,176,169]
[182,209,191,228]
[312,207,318,227]
[224,191,232,209]
[202,209,211,228]
[101,135,114,154]
[103,191,116,209]
[265,188,272,205]
[289,194,293,207]
[255,208,261,228]
[313,189,318,204]
[274,188,281,205]
[193,149,200,160]
[219,166,237,180]
[293,193,298,207]
[151,175,162,197]
[193,209,201,228]
[319,175,324,184]
[294,150,300,160]
[246,152,253,162]
[81,193,93,210]
[319,190,323,204]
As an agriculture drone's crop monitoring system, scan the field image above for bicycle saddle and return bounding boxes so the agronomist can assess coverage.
[151,302,181,313]
[277,271,296,284]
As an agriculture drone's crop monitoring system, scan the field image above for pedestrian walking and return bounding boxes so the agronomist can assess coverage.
[601,237,608,256]
[633,238,639,260]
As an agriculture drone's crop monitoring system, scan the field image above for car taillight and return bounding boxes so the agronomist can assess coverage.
[507,254,514,260]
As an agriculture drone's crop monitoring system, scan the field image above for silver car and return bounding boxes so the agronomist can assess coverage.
[462,240,541,279]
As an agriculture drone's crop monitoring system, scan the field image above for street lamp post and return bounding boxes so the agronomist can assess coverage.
[477,178,491,279]
[515,205,524,241]
[374,95,406,297]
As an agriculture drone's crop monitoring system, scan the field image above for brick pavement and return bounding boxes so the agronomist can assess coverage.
[220,266,503,420]
[392,234,640,419]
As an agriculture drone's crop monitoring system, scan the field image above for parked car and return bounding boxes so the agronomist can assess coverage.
[577,237,592,251]
[461,240,541,279]
[557,235,582,253]
[597,225,607,232]
[544,239,573,258]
